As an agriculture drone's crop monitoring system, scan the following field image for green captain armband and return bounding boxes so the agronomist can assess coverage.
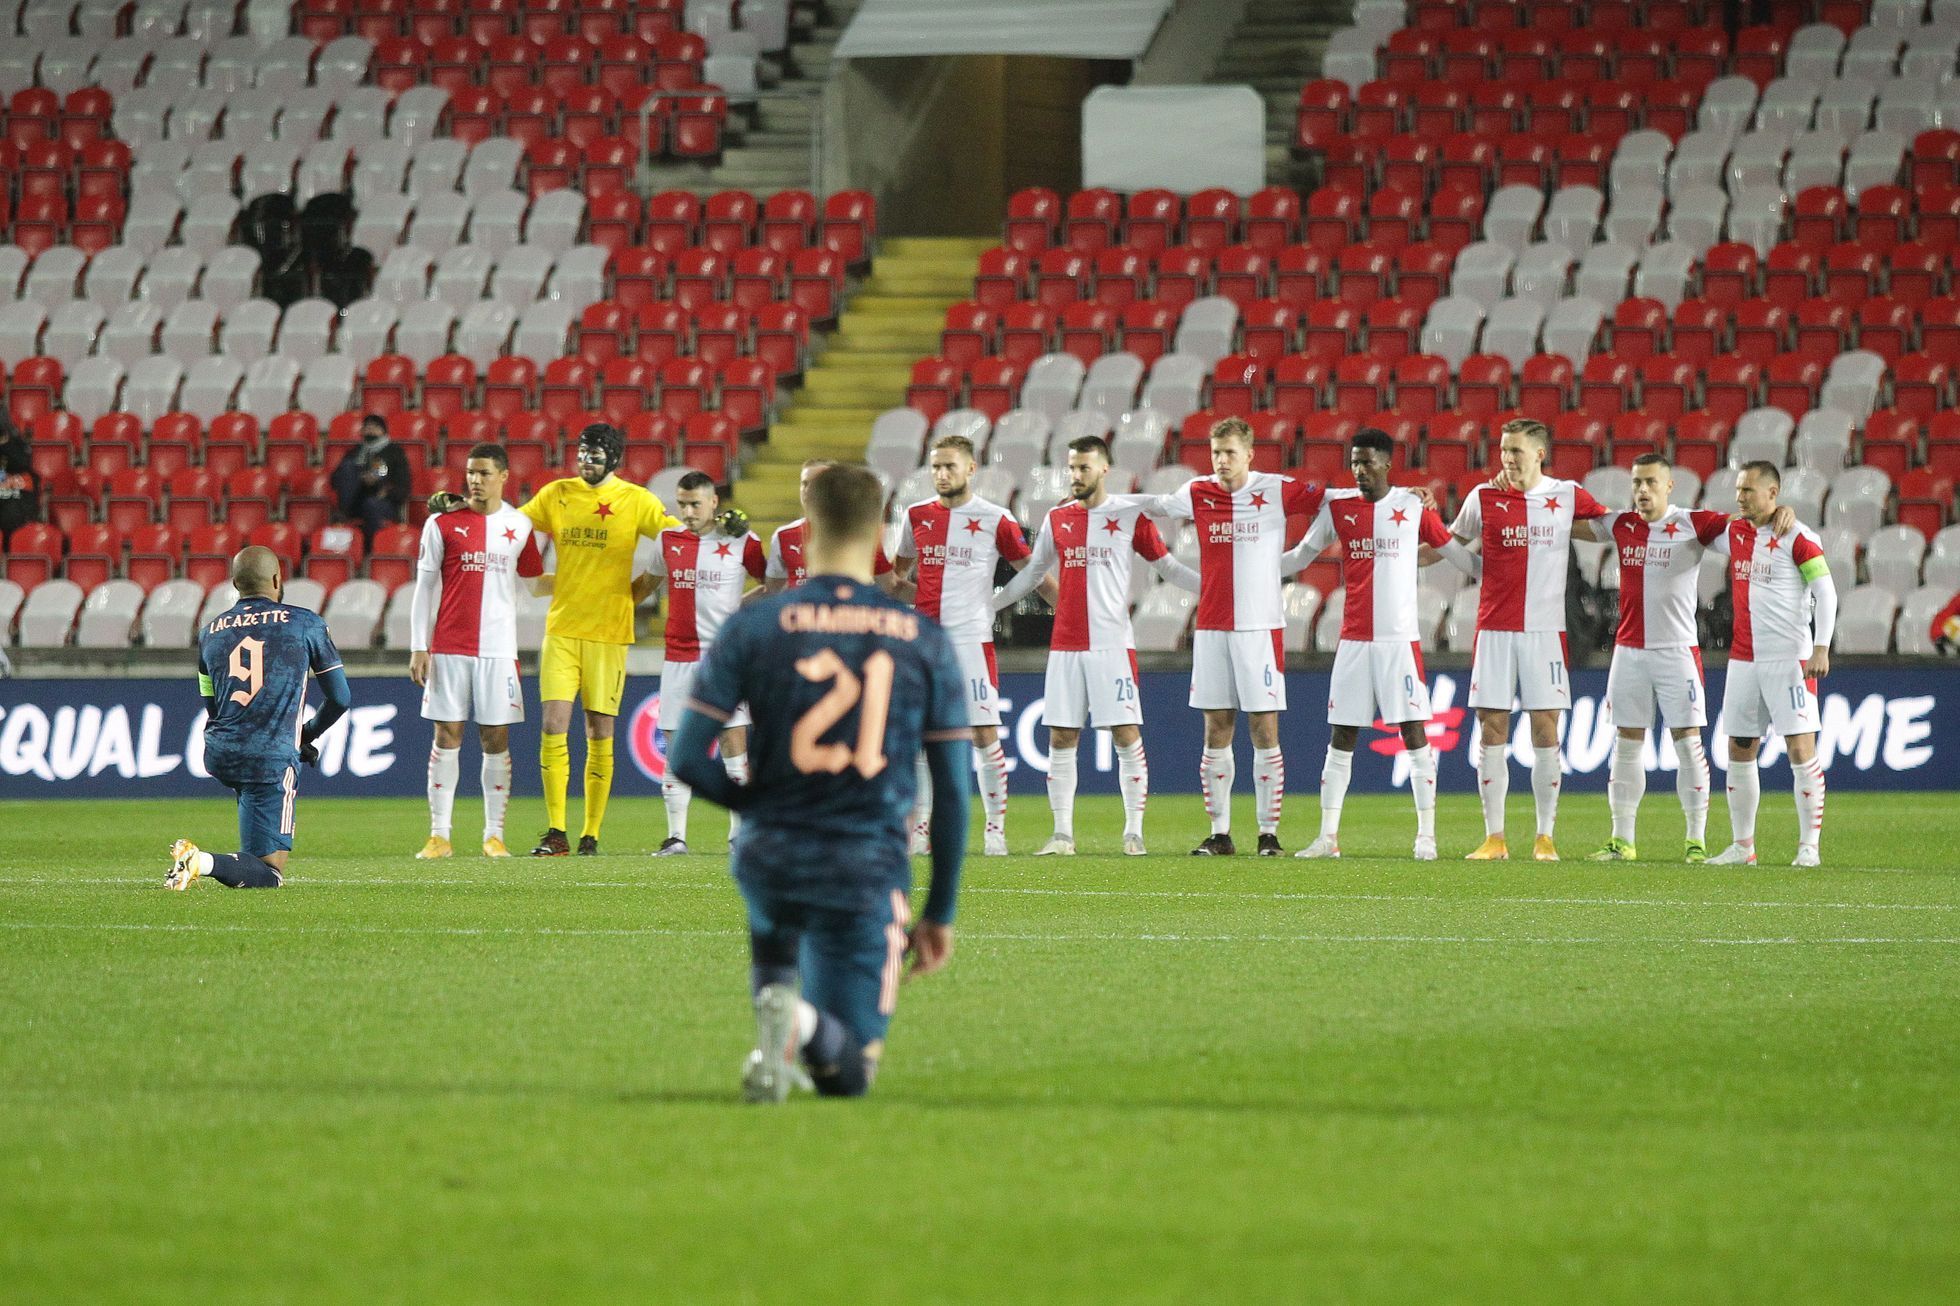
[1797,556,1830,584]
[197,671,213,696]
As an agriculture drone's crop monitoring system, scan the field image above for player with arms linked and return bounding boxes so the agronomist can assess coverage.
[518,422,681,856]
[668,464,972,1102]
[167,546,351,889]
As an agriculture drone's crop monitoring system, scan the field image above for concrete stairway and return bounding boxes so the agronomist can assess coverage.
[737,236,992,538]
[639,0,863,197]
[1209,0,1357,188]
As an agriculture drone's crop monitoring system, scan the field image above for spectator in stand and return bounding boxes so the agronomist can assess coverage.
[1932,593,1960,656]
[0,416,41,543]
[330,413,411,544]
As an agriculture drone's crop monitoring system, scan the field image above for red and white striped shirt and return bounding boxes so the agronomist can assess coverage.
[1719,519,1830,662]
[1301,488,1452,642]
[412,502,544,658]
[1609,507,1729,649]
[1006,500,1173,652]
[652,528,766,661]
[1137,471,1323,632]
[765,517,893,587]
[1451,478,1609,633]
[894,495,1030,644]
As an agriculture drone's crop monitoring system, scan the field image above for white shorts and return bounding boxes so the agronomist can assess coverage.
[1468,630,1572,712]
[1328,639,1431,727]
[420,653,526,726]
[1189,628,1287,712]
[658,658,751,731]
[1606,645,1708,731]
[1043,648,1142,729]
[1723,658,1820,740]
[952,639,1002,727]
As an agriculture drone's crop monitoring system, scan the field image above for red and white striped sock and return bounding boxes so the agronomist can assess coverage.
[427,746,459,839]
[1116,740,1148,839]
[1201,746,1234,835]
[480,749,512,841]
[978,740,1010,836]
[1253,746,1284,835]
[1793,756,1825,854]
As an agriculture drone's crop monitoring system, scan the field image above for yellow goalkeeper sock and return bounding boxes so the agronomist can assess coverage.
[540,733,570,833]
[580,736,614,840]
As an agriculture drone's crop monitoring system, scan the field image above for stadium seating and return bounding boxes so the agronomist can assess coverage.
[0,5,882,648]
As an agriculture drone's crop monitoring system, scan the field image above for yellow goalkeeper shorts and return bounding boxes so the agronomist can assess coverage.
[539,635,628,716]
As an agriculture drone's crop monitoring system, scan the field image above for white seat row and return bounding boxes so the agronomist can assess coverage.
[353,188,586,263]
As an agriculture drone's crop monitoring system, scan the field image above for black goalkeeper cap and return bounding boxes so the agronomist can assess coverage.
[576,422,625,473]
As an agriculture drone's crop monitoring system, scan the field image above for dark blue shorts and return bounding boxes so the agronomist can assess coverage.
[738,881,912,1048]
[232,765,298,857]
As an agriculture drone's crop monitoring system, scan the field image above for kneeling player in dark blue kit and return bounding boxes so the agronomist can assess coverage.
[669,464,972,1101]
[167,545,351,890]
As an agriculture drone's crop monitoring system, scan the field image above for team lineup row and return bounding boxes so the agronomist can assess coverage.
[162,411,1836,892]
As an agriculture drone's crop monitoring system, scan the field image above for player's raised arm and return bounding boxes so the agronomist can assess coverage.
[1127,514,1198,592]
[1798,535,1837,679]
[1279,499,1336,576]
[1416,509,1482,578]
[407,514,445,686]
[992,515,1056,612]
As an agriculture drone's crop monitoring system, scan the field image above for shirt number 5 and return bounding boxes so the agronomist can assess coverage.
[790,648,893,779]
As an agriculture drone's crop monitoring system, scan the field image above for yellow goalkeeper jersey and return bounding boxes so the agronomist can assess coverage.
[521,474,681,645]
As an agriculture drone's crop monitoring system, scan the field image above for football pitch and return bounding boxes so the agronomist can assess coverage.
[3,791,1957,1304]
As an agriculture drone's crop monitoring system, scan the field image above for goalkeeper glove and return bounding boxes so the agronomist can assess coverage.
[427,490,467,515]
[299,736,321,767]
[716,506,750,538]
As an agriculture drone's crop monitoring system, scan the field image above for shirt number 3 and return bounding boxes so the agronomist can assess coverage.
[790,648,893,779]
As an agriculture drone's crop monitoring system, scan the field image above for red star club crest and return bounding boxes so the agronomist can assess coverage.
[1248,491,1268,508]
[964,518,985,535]
[1389,508,1409,525]
[1102,517,1124,534]
[713,541,733,557]
[502,527,518,542]
[594,501,614,519]
[1543,497,1561,511]
[1662,520,1681,537]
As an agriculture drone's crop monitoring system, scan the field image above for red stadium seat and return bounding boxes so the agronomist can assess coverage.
[787,249,844,321]
[751,303,809,376]
[1004,187,1062,254]
[1518,355,1574,422]
[1456,354,1513,417]
[1058,303,1116,364]
[1703,357,1764,423]
[1764,354,1823,418]
[1063,188,1122,254]
[302,525,361,590]
[1671,413,1731,479]
[1091,247,1148,309]
[1118,302,1177,365]
[627,300,689,366]
[1033,249,1091,308]
[656,357,711,420]
[819,190,877,267]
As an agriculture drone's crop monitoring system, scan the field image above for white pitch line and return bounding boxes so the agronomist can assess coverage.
[1,875,1955,916]
[0,921,1955,947]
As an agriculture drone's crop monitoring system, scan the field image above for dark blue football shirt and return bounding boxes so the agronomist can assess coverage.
[685,575,968,908]
[196,597,343,785]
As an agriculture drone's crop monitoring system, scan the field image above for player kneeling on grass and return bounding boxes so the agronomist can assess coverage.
[168,546,350,890]
[667,464,970,1101]
[1286,429,1480,861]
[413,444,547,859]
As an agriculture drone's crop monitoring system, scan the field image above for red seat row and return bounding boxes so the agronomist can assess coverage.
[366,28,706,98]
[3,192,125,255]
[1,87,116,151]
[1611,295,1960,366]
[0,519,414,592]
[571,300,808,372]
[296,0,687,46]
[1301,75,1715,151]
[609,245,846,319]
[579,188,878,263]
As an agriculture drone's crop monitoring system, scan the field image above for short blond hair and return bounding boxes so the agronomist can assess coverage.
[1209,416,1254,449]
[930,434,976,460]
[1499,417,1551,451]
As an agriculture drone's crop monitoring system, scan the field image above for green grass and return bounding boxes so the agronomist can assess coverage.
[3,791,1957,1304]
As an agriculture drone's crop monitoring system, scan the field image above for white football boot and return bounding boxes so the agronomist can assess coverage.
[1706,842,1759,866]
[1034,836,1075,856]
[1413,836,1438,861]
[1791,846,1821,868]
[1294,835,1341,859]
[742,983,803,1105]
